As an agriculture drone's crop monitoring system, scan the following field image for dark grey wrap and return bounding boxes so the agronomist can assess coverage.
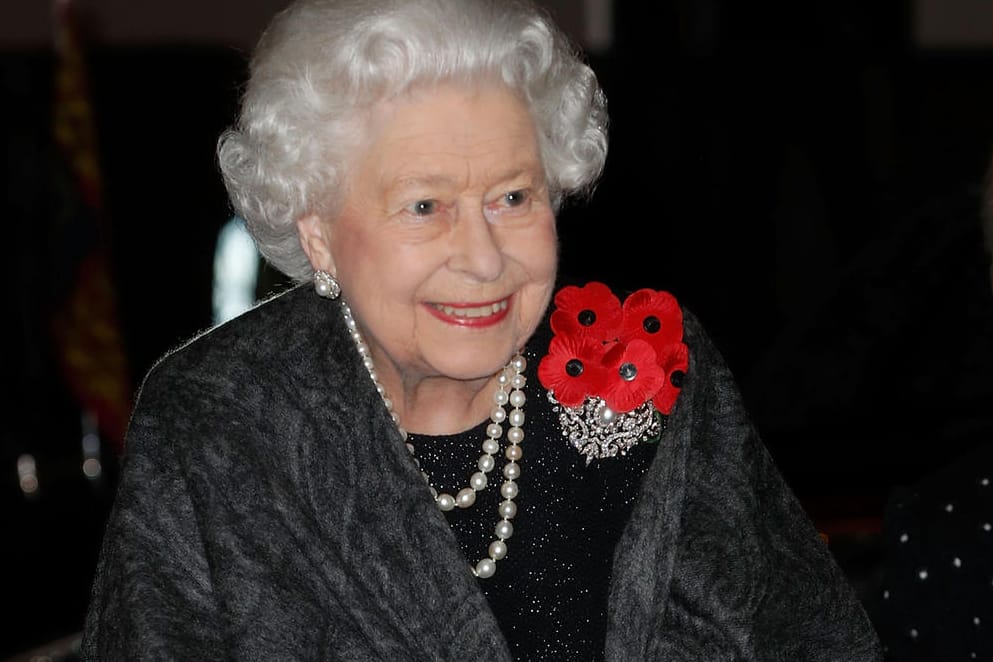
[82,284,882,660]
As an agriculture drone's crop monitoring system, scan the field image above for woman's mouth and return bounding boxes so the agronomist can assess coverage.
[426,298,511,327]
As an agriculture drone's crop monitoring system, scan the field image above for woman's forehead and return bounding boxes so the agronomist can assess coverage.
[356,83,543,186]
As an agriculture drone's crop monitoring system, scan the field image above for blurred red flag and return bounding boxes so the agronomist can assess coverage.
[51,0,132,453]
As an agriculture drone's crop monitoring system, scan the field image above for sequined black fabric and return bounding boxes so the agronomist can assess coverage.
[410,341,659,661]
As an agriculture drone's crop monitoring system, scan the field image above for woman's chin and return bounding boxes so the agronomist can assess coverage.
[425,346,516,384]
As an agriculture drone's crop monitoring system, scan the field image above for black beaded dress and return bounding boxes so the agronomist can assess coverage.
[410,325,660,661]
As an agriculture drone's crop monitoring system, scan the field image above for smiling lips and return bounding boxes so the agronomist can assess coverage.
[426,297,511,327]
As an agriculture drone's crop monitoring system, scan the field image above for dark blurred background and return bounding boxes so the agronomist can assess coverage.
[3,0,993,658]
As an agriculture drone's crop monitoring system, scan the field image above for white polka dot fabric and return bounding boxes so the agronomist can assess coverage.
[875,443,993,661]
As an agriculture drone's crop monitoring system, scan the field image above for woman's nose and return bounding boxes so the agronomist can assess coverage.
[447,208,504,282]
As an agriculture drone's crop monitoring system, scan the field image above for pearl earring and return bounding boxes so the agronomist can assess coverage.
[313,270,341,300]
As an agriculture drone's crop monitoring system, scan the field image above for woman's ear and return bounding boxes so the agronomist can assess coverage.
[296,213,336,274]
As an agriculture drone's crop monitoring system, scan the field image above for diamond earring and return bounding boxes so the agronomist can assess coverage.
[313,270,341,300]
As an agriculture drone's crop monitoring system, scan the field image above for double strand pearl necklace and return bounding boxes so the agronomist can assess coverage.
[342,302,527,579]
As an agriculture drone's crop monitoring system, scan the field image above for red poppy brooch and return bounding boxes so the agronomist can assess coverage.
[538,282,688,463]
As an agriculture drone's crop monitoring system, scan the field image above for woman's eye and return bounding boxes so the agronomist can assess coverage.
[504,190,530,207]
[408,199,437,216]
[484,187,535,224]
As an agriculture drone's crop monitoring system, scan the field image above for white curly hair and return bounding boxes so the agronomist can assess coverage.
[216,0,609,282]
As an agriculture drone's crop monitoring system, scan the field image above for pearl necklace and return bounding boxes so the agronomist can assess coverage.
[341,302,526,579]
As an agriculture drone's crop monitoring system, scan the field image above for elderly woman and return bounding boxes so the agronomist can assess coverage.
[82,0,881,659]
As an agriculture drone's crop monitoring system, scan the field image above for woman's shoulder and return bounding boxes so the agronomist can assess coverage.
[135,284,349,412]
[121,284,365,468]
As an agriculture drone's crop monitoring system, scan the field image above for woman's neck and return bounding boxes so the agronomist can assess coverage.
[390,371,501,435]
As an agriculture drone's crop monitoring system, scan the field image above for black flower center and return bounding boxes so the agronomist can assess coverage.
[642,316,661,333]
[578,309,597,326]
[619,362,638,381]
[566,359,584,377]
[670,370,685,388]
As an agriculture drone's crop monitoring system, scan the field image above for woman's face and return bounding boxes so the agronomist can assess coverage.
[300,83,558,391]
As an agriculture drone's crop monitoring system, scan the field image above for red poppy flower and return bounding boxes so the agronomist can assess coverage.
[550,282,622,341]
[539,282,688,419]
[652,341,689,414]
[537,334,609,408]
[620,288,683,354]
[601,339,665,413]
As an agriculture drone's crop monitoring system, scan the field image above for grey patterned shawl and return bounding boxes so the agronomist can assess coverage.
[82,284,882,661]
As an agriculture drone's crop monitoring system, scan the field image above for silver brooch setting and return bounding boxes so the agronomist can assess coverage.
[548,391,664,465]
